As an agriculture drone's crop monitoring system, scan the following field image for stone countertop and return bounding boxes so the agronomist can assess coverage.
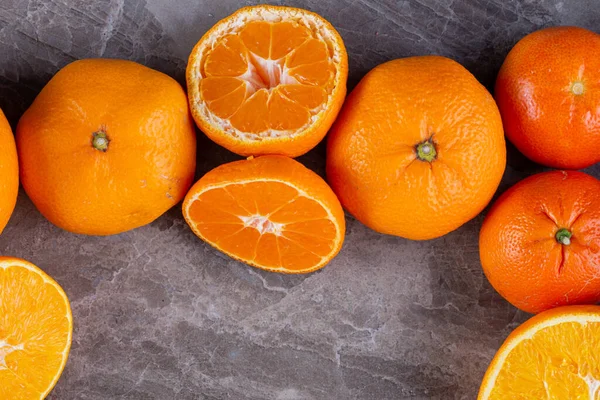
[0,1,598,399]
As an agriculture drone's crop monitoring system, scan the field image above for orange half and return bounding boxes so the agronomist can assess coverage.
[479,305,600,399]
[0,257,73,400]
[182,156,345,273]
[186,5,348,157]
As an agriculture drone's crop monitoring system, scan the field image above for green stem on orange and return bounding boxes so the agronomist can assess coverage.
[92,131,109,152]
[555,228,572,246]
[415,140,437,162]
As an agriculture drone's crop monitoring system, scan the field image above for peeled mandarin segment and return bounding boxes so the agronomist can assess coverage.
[239,21,272,59]
[229,89,270,133]
[286,39,329,68]
[278,236,323,271]
[237,181,298,215]
[200,77,245,102]
[268,90,311,130]
[288,61,334,86]
[204,35,249,77]
[253,234,282,267]
[205,84,247,119]
[278,85,328,109]
[271,22,311,60]
[216,227,261,260]
[269,196,328,223]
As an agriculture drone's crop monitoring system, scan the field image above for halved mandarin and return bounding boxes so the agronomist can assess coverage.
[0,257,73,400]
[479,305,600,399]
[182,156,345,273]
[186,5,348,157]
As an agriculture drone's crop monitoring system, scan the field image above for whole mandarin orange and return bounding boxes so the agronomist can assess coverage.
[0,108,18,234]
[480,170,600,314]
[495,26,600,169]
[327,56,506,240]
[17,59,197,235]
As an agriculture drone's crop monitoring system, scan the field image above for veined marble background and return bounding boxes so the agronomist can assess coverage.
[0,1,598,399]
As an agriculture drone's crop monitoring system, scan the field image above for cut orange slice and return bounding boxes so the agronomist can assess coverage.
[0,257,72,400]
[182,156,345,273]
[186,5,348,157]
[479,305,600,399]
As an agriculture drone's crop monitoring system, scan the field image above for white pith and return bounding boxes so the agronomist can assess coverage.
[0,340,24,370]
[189,7,344,141]
[239,214,285,235]
[480,313,600,399]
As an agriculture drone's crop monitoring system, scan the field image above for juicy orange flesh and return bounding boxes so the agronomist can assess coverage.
[200,20,334,134]
[0,265,70,399]
[187,181,338,271]
[489,321,600,399]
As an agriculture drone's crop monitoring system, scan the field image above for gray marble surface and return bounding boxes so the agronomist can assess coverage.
[0,1,599,399]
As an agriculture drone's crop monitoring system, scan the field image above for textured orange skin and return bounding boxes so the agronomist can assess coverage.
[495,26,600,169]
[480,171,600,314]
[183,155,345,273]
[0,109,18,234]
[186,5,348,158]
[478,305,600,399]
[17,59,197,236]
[327,56,506,240]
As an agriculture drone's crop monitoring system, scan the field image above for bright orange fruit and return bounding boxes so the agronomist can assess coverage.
[479,305,600,399]
[480,170,600,314]
[0,257,72,399]
[0,109,18,234]
[183,156,345,273]
[496,26,600,169]
[186,5,348,157]
[16,59,197,235]
[327,56,506,240]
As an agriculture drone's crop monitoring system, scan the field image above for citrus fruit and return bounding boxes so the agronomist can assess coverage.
[183,155,345,273]
[0,257,72,399]
[186,5,348,158]
[0,109,18,234]
[479,305,600,399]
[495,26,600,169]
[480,170,600,314]
[326,56,506,240]
[16,59,197,236]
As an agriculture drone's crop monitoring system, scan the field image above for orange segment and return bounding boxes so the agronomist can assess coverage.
[269,196,328,223]
[203,35,248,77]
[268,89,311,131]
[271,22,311,59]
[200,77,245,102]
[289,61,334,86]
[230,89,270,133]
[186,5,348,157]
[201,78,247,119]
[479,306,600,399]
[182,156,345,273]
[239,21,271,59]
[286,39,329,68]
[278,85,328,109]
[0,257,72,400]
